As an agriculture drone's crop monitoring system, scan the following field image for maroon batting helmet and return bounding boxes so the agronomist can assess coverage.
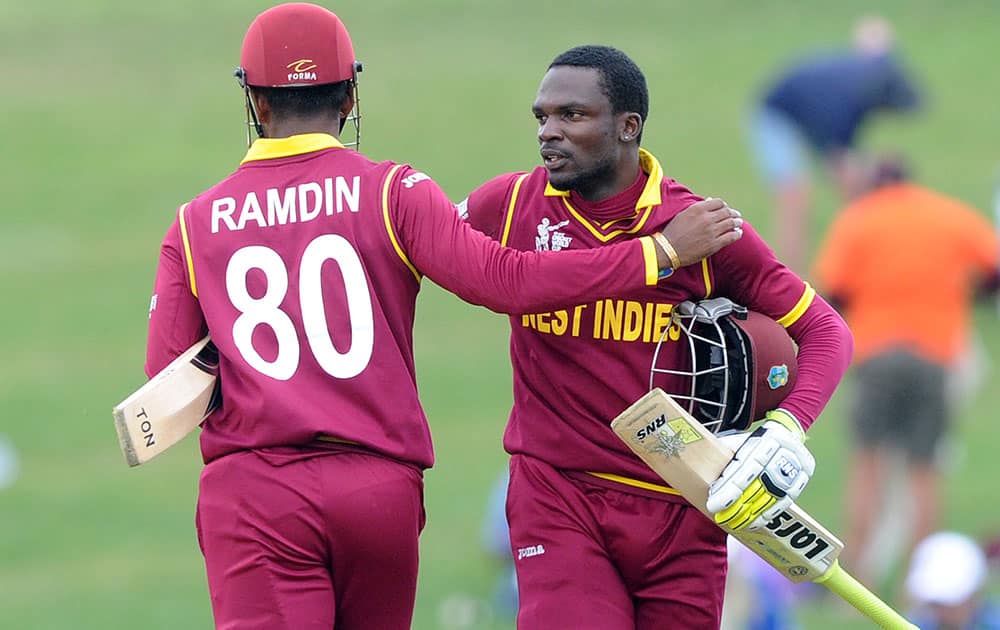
[650,298,798,434]
[234,3,363,146]
[237,3,357,88]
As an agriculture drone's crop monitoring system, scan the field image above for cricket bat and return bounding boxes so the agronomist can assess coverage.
[611,388,917,629]
[113,336,220,467]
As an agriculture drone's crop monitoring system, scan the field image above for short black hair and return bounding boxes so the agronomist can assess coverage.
[254,80,352,119]
[549,45,649,124]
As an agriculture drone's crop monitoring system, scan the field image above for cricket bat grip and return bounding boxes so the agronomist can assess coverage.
[816,561,918,629]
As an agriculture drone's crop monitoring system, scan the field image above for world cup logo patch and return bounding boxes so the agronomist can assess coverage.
[767,364,790,390]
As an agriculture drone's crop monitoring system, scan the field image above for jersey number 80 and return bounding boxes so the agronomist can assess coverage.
[226,234,374,381]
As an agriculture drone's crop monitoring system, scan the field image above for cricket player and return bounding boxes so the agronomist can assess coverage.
[142,6,742,630]
[460,45,854,628]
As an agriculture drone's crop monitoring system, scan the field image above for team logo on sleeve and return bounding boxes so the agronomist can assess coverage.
[767,364,790,389]
[535,217,572,251]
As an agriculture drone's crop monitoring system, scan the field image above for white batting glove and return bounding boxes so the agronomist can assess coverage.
[705,410,815,531]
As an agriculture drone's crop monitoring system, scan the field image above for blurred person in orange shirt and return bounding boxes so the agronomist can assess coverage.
[813,155,1000,588]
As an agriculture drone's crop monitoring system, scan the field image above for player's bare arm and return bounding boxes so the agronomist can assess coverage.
[655,197,743,269]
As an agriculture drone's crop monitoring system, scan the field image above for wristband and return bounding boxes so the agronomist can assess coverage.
[652,232,682,269]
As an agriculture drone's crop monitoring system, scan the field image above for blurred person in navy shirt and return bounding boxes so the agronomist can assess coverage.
[747,15,921,272]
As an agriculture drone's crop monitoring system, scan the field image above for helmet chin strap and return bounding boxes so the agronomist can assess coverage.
[339,61,363,149]
[234,68,264,147]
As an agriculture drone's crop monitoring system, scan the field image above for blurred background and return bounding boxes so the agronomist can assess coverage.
[2,1,998,628]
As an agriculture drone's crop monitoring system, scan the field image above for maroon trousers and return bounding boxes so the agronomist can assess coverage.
[507,454,728,629]
[196,445,425,629]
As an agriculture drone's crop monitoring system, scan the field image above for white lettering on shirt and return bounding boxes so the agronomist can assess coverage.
[267,187,296,226]
[210,177,362,233]
[401,172,430,189]
[516,544,546,560]
[211,197,237,232]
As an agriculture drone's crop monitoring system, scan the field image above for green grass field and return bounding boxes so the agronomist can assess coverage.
[2,1,999,628]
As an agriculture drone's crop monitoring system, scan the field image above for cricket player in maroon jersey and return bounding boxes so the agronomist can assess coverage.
[142,7,743,630]
[461,45,854,629]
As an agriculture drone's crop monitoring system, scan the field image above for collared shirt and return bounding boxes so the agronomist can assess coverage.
[146,134,660,465]
[464,149,853,488]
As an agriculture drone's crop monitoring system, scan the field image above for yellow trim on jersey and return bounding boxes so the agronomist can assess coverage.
[559,197,654,242]
[542,181,569,197]
[178,203,197,298]
[586,471,682,496]
[542,149,665,243]
[635,148,664,208]
[777,282,816,328]
[500,174,530,247]
[542,149,663,205]
[701,258,712,298]
[640,237,659,286]
[600,216,635,230]
[381,164,422,282]
[240,133,345,164]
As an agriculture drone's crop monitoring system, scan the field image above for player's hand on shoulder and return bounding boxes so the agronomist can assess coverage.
[705,409,815,531]
[658,197,743,268]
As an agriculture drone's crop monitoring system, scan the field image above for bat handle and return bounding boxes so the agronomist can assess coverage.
[815,560,918,629]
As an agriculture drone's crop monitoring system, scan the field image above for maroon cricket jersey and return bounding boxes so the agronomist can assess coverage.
[465,149,853,487]
[145,134,662,466]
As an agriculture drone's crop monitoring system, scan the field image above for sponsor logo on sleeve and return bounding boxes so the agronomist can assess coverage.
[401,172,431,189]
[516,544,546,560]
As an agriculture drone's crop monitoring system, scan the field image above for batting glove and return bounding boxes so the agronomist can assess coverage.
[705,409,815,531]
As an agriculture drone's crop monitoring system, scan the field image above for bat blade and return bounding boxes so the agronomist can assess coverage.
[113,336,219,467]
[611,388,918,629]
[610,388,840,581]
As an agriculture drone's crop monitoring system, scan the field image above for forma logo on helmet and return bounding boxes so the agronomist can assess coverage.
[233,2,362,146]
